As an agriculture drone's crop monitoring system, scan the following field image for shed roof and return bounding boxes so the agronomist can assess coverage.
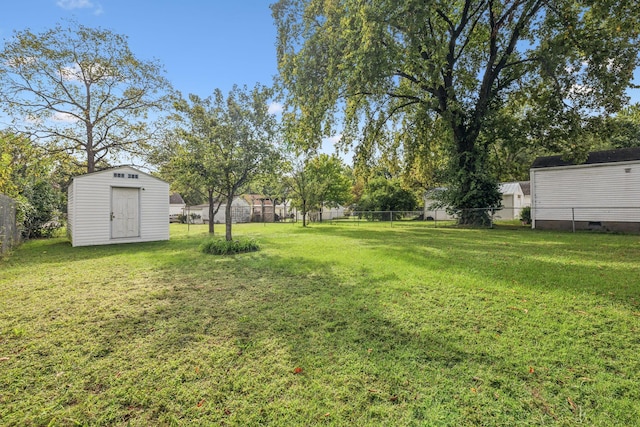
[518,181,531,196]
[169,193,185,204]
[499,182,524,196]
[72,165,168,184]
[531,147,640,169]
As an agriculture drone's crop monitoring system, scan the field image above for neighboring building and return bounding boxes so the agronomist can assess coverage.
[67,166,169,247]
[308,205,347,221]
[519,181,531,207]
[188,197,252,224]
[244,194,277,222]
[495,182,528,220]
[169,193,186,222]
[530,147,640,232]
[422,188,456,221]
[424,182,531,221]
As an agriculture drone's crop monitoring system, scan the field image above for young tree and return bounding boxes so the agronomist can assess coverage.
[288,153,351,226]
[0,20,172,173]
[272,0,640,225]
[161,85,280,240]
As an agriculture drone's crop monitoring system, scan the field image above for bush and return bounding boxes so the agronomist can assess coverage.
[20,180,63,239]
[520,206,531,225]
[201,237,260,255]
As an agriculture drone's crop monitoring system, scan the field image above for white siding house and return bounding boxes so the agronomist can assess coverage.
[67,166,169,247]
[169,193,186,220]
[423,183,530,221]
[423,188,456,221]
[530,147,640,232]
[205,197,252,224]
[185,198,252,224]
[495,182,528,220]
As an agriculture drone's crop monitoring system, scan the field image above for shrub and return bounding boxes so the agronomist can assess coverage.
[20,180,63,239]
[520,206,531,225]
[201,237,260,255]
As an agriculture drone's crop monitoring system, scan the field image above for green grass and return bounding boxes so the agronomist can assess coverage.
[1,222,639,426]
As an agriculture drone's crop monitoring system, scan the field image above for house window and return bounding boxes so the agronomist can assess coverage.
[113,172,125,178]
[128,174,139,179]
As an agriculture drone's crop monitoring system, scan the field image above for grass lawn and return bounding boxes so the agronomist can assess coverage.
[1,222,639,426]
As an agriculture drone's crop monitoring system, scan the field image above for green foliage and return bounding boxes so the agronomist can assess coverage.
[0,131,68,238]
[520,206,532,225]
[201,237,260,255]
[273,0,640,226]
[0,19,172,173]
[356,177,418,220]
[20,180,63,239]
[158,85,280,239]
[287,153,352,226]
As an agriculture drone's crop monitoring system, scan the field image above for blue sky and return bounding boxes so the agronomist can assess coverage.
[1,0,279,99]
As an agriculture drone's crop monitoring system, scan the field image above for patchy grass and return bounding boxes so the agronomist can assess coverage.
[1,222,639,426]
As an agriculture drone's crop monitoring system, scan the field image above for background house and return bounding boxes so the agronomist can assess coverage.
[187,197,252,224]
[494,182,529,220]
[530,147,640,232]
[67,166,169,247]
[169,193,186,222]
[423,188,457,221]
[308,205,346,221]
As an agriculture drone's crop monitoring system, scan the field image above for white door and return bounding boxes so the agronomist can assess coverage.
[111,187,139,238]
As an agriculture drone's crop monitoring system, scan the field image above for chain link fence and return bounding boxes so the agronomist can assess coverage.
[531,206,640,233]
[0,194,20,255]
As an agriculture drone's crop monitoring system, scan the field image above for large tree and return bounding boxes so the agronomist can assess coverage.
[0,20,172,173]
[160,85,280,240]
[272,0,640,225]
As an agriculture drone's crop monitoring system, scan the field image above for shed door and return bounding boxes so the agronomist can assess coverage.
[111,187,139,239]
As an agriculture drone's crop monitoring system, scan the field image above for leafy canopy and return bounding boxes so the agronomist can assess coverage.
[158,85,280,240]
[272,0,640,225]
[0,20,172,172]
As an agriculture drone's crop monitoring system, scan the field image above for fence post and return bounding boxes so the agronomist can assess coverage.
[572,207,575,233]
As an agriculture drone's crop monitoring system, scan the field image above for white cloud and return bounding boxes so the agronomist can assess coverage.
[60,64,82,81]
[268,102,283,115]
[325,134,342,145]
[56,0,103,15]
[52,112,79,123]
[56,0,93,9]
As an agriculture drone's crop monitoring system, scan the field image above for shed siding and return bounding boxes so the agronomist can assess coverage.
[532,162,640,225]
[69,166,169,247]
[67,181,74,242]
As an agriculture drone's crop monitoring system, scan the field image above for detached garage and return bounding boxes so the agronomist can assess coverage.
[68,166,169,247]
[530,147,640,233]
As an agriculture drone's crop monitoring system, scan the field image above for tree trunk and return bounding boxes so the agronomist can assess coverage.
[225,194,233,241]
[208,189,215,234]
[450,128,500,226]
[302,200,307,227]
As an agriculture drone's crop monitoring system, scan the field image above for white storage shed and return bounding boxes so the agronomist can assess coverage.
[530,147,640,232]
[495,182,528,220]
[67,166,170,247]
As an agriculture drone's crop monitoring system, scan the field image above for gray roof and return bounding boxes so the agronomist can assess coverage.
[169,193,185,205]
[531,147,640,169]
